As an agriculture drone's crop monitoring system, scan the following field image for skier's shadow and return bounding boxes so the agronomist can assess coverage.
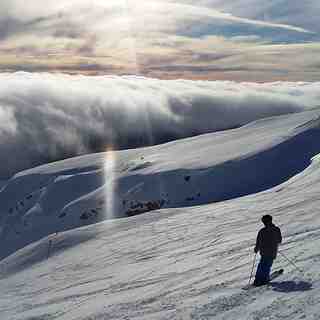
[270,281,313,293]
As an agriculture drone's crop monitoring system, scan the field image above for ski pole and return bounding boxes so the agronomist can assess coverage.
[279,251,304,274]
[248,253,257,286]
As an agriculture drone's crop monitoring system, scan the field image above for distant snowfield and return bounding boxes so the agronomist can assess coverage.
[1,108,320,319]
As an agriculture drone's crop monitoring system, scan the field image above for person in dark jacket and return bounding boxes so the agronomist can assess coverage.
[254,215,282,286]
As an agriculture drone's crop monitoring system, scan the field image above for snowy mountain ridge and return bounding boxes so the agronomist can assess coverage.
[1,110,320,260]
[1,109,320,319]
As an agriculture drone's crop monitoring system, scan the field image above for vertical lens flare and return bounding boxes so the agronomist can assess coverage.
[104,146,117,220]
[101,2,166,225]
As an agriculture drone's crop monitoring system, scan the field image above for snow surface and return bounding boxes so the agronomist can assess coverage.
[1,109,320,319]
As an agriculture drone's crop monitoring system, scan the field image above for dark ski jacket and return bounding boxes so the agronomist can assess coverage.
[254,223,282,259]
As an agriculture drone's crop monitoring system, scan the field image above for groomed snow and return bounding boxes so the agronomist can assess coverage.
[1,109,320,319]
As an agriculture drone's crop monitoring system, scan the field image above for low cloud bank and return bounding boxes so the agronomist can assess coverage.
[0,72,319,178]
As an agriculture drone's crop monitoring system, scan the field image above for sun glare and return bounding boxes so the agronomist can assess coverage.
[104,146,117,220]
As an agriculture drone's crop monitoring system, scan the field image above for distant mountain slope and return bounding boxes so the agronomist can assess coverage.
[0,109,320,261]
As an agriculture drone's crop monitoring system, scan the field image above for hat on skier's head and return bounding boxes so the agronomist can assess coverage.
[261,214,272,225]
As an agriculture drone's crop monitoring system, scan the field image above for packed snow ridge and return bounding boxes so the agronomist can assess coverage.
[1,108,320,319]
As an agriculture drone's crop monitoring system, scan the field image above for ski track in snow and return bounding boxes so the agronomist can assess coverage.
[1,110,320,319]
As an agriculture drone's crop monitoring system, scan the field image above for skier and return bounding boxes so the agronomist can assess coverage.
[253,215,282,286]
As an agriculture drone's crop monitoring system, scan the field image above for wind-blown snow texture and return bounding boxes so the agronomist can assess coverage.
[1,72,320,178]
[0,108,320,319]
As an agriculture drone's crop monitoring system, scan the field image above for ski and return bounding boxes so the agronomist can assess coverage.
[242,269,284,290]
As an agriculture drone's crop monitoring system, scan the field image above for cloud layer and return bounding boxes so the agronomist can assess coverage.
[0,1,319,80]
[0,72,319,178]
[195,0,320,34]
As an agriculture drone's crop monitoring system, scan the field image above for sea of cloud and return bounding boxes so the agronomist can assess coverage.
[0,72,319,178]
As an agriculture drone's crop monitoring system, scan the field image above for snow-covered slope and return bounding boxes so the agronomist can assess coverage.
[1,109,320,319]
[1,109,320,261]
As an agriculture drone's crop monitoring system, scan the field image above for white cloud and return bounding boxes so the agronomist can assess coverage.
[0,72,319,178]
[1,1,319,80]
[191,0,320,33]
[0,106,17,135]
[1,1,316,47]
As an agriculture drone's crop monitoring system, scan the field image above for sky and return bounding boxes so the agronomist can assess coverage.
[1,0,320,81]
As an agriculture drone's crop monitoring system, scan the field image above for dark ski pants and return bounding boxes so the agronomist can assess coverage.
[254,256,274,284]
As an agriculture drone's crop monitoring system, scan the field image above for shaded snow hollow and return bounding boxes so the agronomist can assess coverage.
[1,109,320,319]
